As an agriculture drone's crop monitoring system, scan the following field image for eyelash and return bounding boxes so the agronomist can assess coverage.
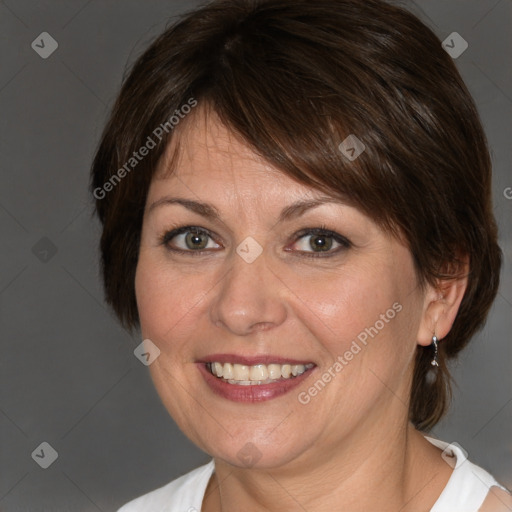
[159,225,351,258]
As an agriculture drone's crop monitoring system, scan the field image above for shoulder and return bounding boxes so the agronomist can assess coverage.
[424,436,510,512]
[478,486,512,512]
[117,460,215,512]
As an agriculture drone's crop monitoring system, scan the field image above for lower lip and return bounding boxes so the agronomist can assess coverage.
[197,363,315,403]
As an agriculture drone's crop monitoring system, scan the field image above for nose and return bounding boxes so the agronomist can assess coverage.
[209,249,288,336]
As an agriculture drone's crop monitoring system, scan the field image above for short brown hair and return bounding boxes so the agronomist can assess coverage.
[90,0,502,430]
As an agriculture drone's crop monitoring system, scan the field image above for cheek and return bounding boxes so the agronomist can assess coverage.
[134,255,208,342]
[282,265,398,339]
[281,257,420,371]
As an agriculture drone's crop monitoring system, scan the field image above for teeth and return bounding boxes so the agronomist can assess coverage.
[249,364,268,381]
[233,364,249,380]
[208,361,314,384]
[213,362,223,378]
[268,364,282,379]
[291,365,302,377]
[281,364,292,378]
[222,362,234,379]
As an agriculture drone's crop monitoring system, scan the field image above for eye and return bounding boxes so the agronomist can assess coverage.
[289,227,351,257]
[160,226,221,254]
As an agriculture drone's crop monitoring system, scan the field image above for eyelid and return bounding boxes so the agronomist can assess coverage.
[159,225,351,258]
[160,226,222,254]
[286,227,351,257]
[293,227,351,245]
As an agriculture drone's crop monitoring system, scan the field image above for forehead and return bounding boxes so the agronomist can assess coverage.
[143,106,389,242]
[151,106,320,199]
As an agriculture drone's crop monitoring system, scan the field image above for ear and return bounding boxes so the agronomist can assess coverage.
[417,257,469,347]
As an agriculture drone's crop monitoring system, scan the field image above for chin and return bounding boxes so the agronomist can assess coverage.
[200,427,312,470]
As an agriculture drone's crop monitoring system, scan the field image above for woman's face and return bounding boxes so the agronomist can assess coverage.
[135,110,431,469]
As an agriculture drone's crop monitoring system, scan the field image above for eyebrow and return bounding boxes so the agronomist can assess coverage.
[146,196,346,222]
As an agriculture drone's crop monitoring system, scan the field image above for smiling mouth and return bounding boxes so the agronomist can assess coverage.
[206,362,315,386]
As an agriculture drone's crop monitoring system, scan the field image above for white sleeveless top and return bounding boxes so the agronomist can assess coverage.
[118,437,507,512]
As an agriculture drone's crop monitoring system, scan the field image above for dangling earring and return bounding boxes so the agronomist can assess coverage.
[430,335,439,367]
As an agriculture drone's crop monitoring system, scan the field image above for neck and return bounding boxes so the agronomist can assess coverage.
[203,420,452,512]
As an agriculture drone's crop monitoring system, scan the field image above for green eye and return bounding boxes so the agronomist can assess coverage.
[308,234,334,252]
[161,227,220,253]
[160,225,351,258]
[290,228,351,257]
[183,231,209,250]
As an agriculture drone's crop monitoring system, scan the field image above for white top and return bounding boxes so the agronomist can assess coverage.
[118,437,507,512]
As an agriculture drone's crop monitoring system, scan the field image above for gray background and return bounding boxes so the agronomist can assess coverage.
[0,0,510,510]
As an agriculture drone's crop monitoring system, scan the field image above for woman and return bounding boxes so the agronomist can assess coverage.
[91,0,511,510]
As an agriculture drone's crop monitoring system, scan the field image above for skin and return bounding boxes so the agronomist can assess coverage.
[480,487,512,511]
[134,106,480,511]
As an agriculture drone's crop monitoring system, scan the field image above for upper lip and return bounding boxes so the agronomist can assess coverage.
[196,353,315,366]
